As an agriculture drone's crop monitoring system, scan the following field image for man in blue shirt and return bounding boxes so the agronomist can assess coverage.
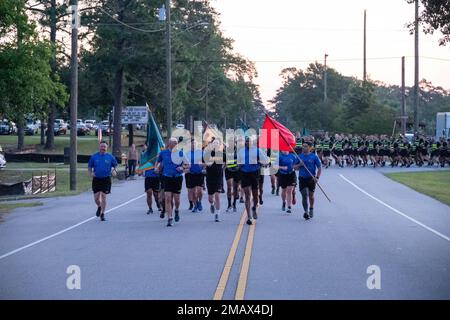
[277,151,299,214]
[141,143,161,215]
[88,141,118,221]
[155,137,187,227]
[295,142,322,220]
[237,137,268,225]
[185,139,205,213]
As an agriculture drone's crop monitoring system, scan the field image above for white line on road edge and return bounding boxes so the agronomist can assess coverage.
[339,174,450,243]
[0,193,146,260]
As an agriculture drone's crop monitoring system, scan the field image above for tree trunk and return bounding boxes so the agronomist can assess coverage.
[45,0,57,150]
[128,124,134,146]
[112,66,124,158]
[45,105,56,149]
[17,117,25,151]
[40,120,45,145]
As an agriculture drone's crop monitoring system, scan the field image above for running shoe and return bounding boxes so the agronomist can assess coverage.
[96,207,101,217]
[303,212,310,220]
[174,210,180,222]
[147,208,153,215]
[252,207,258,220]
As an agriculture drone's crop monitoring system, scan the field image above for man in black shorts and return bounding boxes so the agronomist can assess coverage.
[237,137,268,225]
[295,143,322,220]
[225,141,240,212]
[155,138,186,227]
[204,139,224,222]
[186,139,205,213]
[88,141,118,221]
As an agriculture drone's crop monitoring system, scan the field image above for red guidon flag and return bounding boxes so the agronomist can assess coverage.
[259,114,296,152]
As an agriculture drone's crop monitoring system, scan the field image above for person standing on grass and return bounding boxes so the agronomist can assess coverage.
[88,141,118,221]
[127,143,138,179]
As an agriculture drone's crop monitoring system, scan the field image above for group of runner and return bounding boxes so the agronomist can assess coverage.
[87,137,322,227]
[306,134,450,168]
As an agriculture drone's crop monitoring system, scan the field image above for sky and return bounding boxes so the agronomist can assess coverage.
[210,0,450,107]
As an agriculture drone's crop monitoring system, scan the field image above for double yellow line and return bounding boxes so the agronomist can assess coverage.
[213,209,257,300]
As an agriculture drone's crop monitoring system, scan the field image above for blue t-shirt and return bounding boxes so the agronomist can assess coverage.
[88,152,118,178]
[144,168,159,178]
[188,149,204,174]
[237,147,268,173]
[157,149,185,177]
[298,152,321,178]
[279,153,299,175]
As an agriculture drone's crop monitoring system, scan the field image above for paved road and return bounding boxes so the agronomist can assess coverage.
[0,167,449,299]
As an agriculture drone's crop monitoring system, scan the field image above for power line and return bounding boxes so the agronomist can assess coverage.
[174,56,450,64]
[219,24,408,32]
[97,7,165,33]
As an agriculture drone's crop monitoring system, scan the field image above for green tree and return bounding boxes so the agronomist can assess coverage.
[407,0,450,46]
[0,0,67,150]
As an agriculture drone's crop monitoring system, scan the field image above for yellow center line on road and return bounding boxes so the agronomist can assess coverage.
[213,209,247,300]
[235,217,256,300]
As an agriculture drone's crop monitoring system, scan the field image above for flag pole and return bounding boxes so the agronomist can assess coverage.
[263,113,332,202]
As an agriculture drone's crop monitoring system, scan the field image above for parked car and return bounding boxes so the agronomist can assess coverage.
[84,119,97,131]
[54,119,68,135]
[76,123,90,136]
[25,119,40,135]
[0,120,16,135]
[0,145,6,169]
[96,120,112,136]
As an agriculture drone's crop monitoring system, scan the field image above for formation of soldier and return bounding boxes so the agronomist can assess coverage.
[300,134,450,168]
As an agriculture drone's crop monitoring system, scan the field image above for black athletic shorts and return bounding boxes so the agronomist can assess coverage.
[240,171,259,190]
[185,173,204,189]
[343,149,351,156]
[299,177,316,193]
[206,178,221,195]
[158,174,164,190]
[279,172,296,189]
[323,150,331,157]
[145,177,160,192]
[334,150,343,157]
[368,149,376,156]
[92,177,112,194]
[225,169,239,181]
[400,149,408,157]
[163,176,183,194]
[259,174,264,186]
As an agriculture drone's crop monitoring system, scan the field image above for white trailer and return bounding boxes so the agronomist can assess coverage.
[436,112,450,139]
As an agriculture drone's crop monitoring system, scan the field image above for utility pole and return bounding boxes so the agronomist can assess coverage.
[205,70,209,122]
[164,1,172,138]
[401,56,406,136]
[363,9,367,82]
[69,1,79,191]
[324,53,328,102]
[413,0,420,135]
